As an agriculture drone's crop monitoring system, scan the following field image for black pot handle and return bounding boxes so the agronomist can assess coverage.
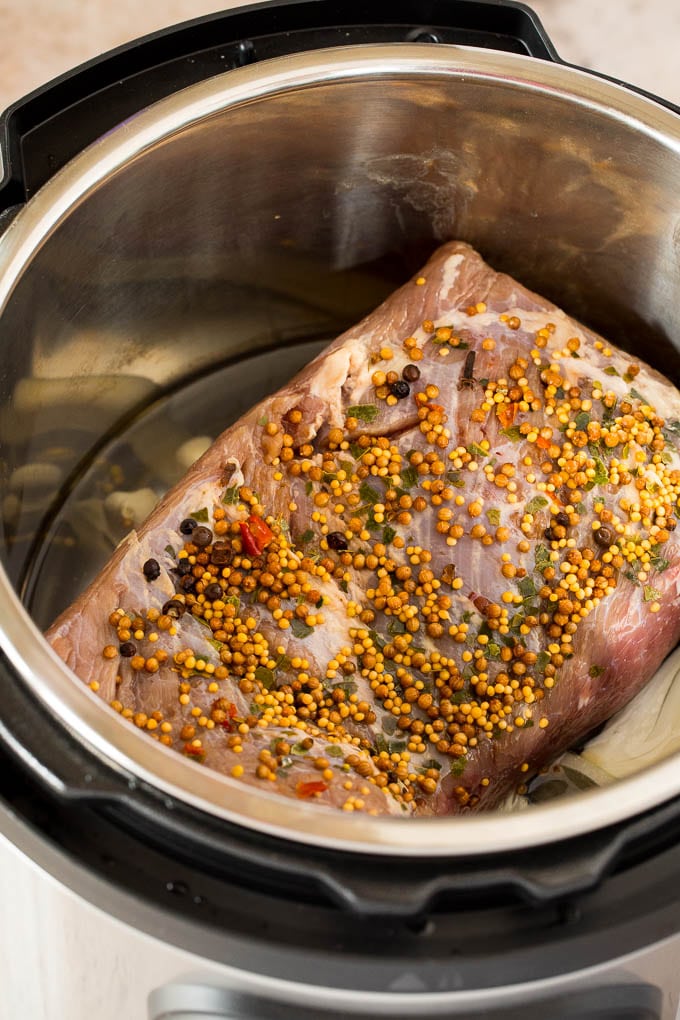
[0,0,558,214]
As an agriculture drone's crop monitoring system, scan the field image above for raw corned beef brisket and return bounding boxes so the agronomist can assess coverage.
[47,241,680,815]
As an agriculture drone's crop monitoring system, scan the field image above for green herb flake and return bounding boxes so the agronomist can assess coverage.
[446,470,465,487]
[339,579,349,593]
[387,618,406,636]
[602,402,617,425]
[400,466,419,489]
[589,665,605,678]
[592,458,609,486]
[525,495,548,516]
[644,585,662,603]
[305,480,313,496]
[388,740,407,755]
[291,742,310,755]
[359,481,381,505]
[650,554,670,573]
[189,507,209,523]
[536,651,551,673]
[501,425,523,442]
[324,745,344,758]
[629,387,649,404]
[254,666,276,690]
[382,525,396,545]
[486,508,501,527]
[467,442,487,459]
[164,544,176,559]
[368,628,386,650]
[221,485,240,506]
[449,757,467,777]
[299,529,314,546]
[534,544,551,572]
[334,679,358,697]
[518,576,536,599]
[257,414,268,427]
[347,404,379,424]
[574,411,590,431]
[291,618,314,639]
[603,365,620,377]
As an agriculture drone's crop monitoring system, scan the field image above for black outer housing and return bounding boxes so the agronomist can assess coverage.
[0,0,559,209]
[4,647,680,999]
[2,0,680,1001]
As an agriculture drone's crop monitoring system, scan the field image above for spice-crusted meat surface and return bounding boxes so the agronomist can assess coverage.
[46,241,680,815]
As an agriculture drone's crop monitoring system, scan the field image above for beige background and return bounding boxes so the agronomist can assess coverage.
[0,0,678,113]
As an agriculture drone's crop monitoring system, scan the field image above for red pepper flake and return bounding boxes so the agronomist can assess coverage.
[296,779,328,798]
[240,514,274,557]
[219,702,239,730]
[497,402,518,429]
[182,743,206,763]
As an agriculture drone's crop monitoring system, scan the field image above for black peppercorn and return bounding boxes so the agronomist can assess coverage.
[162,599,186,618]
[594,525,615,547]
[175,559,192,577]
[192,526,213,548]
[179,518,197,535]
[119,642,137,657]
[204,582,223,601]
[555,511,570,528]
[179,574,197,593]
[143,558,161,581]
[402,364,420,382]
[544,527,555,542]
[327,531,349,551]
[390,380,410,399]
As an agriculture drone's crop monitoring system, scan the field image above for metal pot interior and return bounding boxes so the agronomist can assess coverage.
[2,44,680,854]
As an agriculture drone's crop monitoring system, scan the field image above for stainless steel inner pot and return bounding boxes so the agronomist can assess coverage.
[2,43,680,856]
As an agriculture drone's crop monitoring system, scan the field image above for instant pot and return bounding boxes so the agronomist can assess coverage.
[2,1,680,1017]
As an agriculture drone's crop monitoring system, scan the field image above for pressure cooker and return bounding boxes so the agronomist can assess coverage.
[2,1,680,1017]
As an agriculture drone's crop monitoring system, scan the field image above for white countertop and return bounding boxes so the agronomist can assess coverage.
[1,0,679,112]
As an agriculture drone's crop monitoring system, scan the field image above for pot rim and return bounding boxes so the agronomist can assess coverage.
[2,42,680,857]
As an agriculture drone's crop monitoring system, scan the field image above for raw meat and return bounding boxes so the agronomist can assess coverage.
[46,241,680,815]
